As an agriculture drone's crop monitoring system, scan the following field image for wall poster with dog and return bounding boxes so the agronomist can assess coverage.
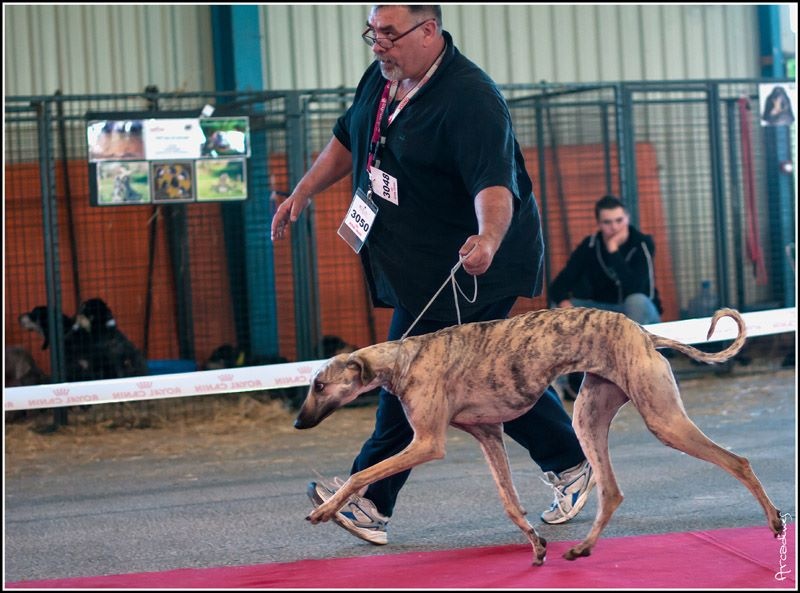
[758,83,796,127]
[86,114,251,206]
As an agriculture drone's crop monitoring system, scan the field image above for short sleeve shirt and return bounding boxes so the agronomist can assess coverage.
[334,31,544,322]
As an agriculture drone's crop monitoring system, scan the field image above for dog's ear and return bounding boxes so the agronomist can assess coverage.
[346,354,375,387]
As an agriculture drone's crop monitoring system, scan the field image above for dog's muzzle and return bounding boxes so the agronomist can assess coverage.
[294,400,338,429]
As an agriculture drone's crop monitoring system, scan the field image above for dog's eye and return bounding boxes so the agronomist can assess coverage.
[314,381,325,393]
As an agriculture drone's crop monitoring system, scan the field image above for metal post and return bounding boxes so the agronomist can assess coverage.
[212,5,281,360]
[758,6,795,307]
[724,99,746,309]
[706,83,730,306]
[35,99,68,427]
[34,100,65,381]
[600,102,613,195]
[618,84,639,226]
[762,123,796,307]
[163,204,195,361]
[286,91,321,361]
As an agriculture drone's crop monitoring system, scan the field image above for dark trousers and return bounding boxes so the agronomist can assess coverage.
[350,297,586,517]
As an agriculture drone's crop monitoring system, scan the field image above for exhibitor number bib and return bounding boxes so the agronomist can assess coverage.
[337,188,379,254]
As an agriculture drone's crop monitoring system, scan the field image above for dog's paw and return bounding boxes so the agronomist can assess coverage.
[528,536,547,565]
[306,509,324,524]
[563,546,591,561]
[770,510,785,536]
[307,505,336,524]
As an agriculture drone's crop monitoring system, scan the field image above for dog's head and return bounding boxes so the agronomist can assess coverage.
[75,298,116,333]
[203,344,245,370]
[294,353,378,430]
[18,306,50,336]
[18,306,72,350]
[321,334,357,358]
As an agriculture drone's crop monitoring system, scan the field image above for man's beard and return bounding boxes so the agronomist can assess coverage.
[378,59,402,81]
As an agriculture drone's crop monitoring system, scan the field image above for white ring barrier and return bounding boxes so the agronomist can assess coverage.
[4,307,795,412]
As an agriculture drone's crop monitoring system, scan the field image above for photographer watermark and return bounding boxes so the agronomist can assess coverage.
[775,512,793,582]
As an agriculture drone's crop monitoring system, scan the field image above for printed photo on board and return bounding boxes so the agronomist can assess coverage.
[196,159,247,201]
[88,120,145,162]
[199,117,249,158]
[759,83,796,127]
[96,162,150,205]
[151,162,196,203]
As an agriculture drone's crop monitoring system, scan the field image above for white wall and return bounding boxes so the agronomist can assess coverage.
[4,4,765,97]
[259,4,762,90]
[4,4,215,96]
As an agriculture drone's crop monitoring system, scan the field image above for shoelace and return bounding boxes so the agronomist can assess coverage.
[329,477,363,503]
[323,477,385,523]
[539,472,572,513]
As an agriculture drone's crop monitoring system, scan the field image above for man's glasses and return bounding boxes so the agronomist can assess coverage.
[362,19,434,49]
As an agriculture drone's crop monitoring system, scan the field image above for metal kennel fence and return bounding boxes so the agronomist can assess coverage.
[4,79,795,424]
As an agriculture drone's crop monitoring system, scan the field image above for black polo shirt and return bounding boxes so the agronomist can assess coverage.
[333,31,544,322]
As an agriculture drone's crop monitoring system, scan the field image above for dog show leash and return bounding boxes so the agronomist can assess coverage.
[400,252,478,340]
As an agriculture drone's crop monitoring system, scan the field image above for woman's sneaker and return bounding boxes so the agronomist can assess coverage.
[307,477,389,545]
[540,460,595,524]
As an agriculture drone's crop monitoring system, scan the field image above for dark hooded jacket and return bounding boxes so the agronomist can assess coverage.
[548,225,662,313]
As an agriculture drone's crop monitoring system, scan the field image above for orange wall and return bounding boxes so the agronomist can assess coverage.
[5,161,237,374]
[5,144,676,374]
[512,144,679,321]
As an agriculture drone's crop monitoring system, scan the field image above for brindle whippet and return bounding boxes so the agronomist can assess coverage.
[294,307,783,565]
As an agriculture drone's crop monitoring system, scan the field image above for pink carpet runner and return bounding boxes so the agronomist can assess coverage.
[7,524,795,589]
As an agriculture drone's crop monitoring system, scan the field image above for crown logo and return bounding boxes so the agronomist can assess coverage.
[136,382,152,389]
[53,388,69,396]
[219,374,234,382]
[297,366,312,374]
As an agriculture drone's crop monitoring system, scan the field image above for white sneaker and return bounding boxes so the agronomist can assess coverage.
[540,460,595,524]
[307,477,389,545]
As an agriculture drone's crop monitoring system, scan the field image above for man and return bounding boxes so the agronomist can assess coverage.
[271,5,593,545]
[549,195,663,400]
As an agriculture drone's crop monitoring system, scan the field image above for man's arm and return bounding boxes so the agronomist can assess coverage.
[548,241,589,306]
[458,186,513,276]
[271,136,352,240]
[607,236,656,296]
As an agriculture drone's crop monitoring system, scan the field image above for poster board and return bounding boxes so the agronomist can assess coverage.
[87,112,250,206]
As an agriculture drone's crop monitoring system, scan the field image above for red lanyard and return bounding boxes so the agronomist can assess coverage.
[366,80,398,172]
[366,49,445,172]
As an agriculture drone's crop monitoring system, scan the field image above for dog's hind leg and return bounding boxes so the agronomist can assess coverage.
[632,363,783,536]
[566,374,629,560]
[455,422,548,566]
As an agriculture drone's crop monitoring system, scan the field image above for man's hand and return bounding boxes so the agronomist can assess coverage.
[270,192,311,240]
[270,136,352,241]
[459,235,497,276]
[604,227,629,253]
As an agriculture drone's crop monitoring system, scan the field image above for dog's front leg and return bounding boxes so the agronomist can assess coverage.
[454,422,547,566]
[307,436,446,524]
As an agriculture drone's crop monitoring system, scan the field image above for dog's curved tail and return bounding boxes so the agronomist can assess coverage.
[648,308,746,364]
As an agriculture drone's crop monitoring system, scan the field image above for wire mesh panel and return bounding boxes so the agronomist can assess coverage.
[506,85,624,317]
[625,81,795,318]
[626,85,716,321]
[4,91,293,385]
[4,80,795,428]
[296,90,394,354]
